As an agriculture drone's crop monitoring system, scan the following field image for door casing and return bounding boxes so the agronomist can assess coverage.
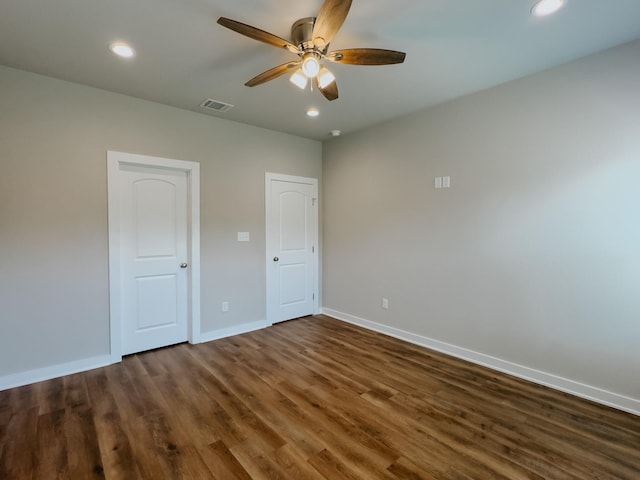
[107,151,200,362]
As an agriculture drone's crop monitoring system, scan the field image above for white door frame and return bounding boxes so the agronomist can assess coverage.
[265,172,320,324]
[107,151,201,362]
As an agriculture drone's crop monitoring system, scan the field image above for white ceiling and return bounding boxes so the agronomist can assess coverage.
[1,0,640,140]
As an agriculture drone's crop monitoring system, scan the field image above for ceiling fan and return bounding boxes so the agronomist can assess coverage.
[217,0,406,101]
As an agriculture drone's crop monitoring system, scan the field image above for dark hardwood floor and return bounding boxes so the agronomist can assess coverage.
[1,315,639,479]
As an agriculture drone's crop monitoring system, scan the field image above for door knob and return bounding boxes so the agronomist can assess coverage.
[180,263,188,268]
[273,257,279,262]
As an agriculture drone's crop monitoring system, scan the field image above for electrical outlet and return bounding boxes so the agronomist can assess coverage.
[382,298,389,309]
[222,301,229,312]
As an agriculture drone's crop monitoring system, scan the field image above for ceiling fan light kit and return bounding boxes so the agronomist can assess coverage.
[289,70,308,89]
[217,0,406,101]
[301,53,321,78]
[317,67,336,89]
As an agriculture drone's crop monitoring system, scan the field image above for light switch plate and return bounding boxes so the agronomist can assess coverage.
[443,176,451,188]
[434,177,442,189]
[237,232,250,242]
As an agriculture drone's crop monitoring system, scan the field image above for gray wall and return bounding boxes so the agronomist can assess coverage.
[0,65,322,377]
[323,40,640,403]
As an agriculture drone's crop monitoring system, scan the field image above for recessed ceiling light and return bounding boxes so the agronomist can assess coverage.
[109,42,135,58]
[531,0,565,17]
[306,108,319,118]
[330,130,341,137]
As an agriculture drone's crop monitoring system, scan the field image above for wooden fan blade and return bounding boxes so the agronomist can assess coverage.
[312,0,352,50]
[316,77,339,101]
[245,61,300,87]
[217,17,299,53]
[326,48,406,65]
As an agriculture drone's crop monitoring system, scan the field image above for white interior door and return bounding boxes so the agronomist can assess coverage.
[119,165,189,355]
[266,173,318,324]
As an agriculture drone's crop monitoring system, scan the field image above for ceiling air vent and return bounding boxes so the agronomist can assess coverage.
[199,98,234,113]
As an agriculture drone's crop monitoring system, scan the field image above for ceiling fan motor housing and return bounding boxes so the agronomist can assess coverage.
[291,17,317,50]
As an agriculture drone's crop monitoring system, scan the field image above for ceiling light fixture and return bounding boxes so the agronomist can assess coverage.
[531,0,565,17]
[289,70,308,89]
[317,67,336,89]
[306,108,320,118]
[291,59,335,91]
[109,42,135,58]
[301,53,321,78]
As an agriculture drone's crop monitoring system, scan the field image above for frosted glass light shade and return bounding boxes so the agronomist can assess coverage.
[317,67,336,88]
[302,55,321,78]
[290,70,308,89]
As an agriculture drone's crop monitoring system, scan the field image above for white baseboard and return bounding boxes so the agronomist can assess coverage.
[322,308,640,417]
[0,354,114,392]
[0,320,269,391]
[198,319,269,344]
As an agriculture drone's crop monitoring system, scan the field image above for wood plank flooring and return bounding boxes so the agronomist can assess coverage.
[1,315,639,479]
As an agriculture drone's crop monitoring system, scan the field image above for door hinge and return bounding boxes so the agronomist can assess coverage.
[312,197,317,206]
[313,293,315,300]
[312,246,315,253]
